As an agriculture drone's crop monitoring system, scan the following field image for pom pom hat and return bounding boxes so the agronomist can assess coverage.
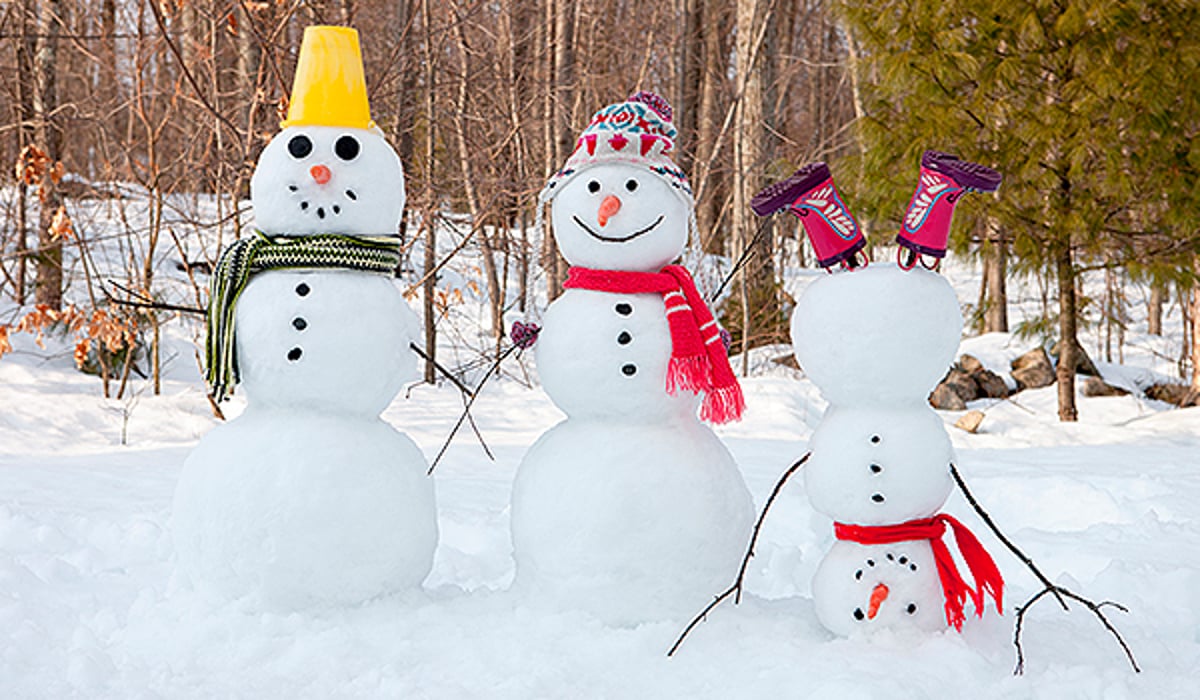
[281,26,374,131]
[540,91,693,207]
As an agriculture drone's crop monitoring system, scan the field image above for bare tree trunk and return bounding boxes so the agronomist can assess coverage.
[12,0,38,306]
[542,0,577,299]
[1192,263,1200,393]
[1181,280,1192,380]
[450,5,503,344]
[732,0,775,373]
[983,217,1008,333]
[695,0,726,254]
[1147,281,1164,337]
[677,0,702,176]
[392,0,418,250]
[1056,243,1078,422]
[34,0,64,310]
[422,0,438,384]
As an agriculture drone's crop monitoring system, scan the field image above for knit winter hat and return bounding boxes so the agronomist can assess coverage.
[540,91,693,206]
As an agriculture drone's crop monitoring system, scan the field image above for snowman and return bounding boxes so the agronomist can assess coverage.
[172,27,437,609]
[755,153,1004,635]
[510,92,755,626]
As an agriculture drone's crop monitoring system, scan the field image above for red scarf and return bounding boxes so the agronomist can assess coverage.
[563,265,744,424]
[835,514,1004,631]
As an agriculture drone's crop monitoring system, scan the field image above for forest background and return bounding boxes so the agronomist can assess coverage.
[0,0,1197,422]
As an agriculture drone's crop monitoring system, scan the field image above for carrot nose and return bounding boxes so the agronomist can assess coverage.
[867,583,889,620]
[597,194,622,227]
[310,164,331,185]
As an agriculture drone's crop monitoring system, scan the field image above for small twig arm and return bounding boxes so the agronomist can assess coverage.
[667,453,811,656]
[426,322,540,475]
[949,464,1141,675]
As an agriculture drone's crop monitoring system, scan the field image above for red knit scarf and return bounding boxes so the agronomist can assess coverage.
[563,265,744,424]
[835,514,1004,631]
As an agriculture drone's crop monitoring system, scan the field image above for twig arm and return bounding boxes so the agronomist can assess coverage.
[950,464,1139,675]
[668,452,811,656]
[950,463,1068,611]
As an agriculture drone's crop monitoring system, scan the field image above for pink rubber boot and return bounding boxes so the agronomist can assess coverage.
[751,162,867,271]
[897,150,1002,270]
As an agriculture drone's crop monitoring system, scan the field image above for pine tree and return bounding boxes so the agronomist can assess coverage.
[838,0,1200,421]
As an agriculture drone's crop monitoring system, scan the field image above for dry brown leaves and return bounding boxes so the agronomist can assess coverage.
[0,305,138,368]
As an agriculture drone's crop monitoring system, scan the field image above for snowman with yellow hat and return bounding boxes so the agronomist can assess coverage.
[172,27,437,609]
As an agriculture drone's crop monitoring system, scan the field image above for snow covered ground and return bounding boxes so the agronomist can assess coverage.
[1,192,1198,697]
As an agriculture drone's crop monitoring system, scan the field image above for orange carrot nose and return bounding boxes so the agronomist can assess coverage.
[867,583,889,620]
[597,194,622,227]
[310,164,332,185]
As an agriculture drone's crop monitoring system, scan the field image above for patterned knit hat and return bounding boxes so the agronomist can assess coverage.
[539,91,693,206]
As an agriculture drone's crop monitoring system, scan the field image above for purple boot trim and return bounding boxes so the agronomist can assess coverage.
[922,150,1002,192]
[750,162,832,216]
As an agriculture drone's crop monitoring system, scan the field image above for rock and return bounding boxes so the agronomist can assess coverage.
[959,354,985,375]
[974,369,1011,398]
[929,383,967,410]
[1081,376,1129,397]
[1051,341,1100,377]
[941,367,980,402]
[772,353,800,370]
[1146,382,1193,406]
[1010,347,1055,390]
[954,409,986,433]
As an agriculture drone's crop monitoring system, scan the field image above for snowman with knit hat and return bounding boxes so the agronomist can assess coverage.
[172,26,437,609]
[510,92,755,626]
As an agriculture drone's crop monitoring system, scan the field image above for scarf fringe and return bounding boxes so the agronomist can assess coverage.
[667,355,712,395]
[700,383,746,425]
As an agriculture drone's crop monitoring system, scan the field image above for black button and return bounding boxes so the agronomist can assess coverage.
[621,363,637,376]
[871,493,885,503]
[292,317,308,331]
[617,331,632,345]
[869,463,882,474]
[615,303,632,315]
[296,283,310,297]
[287,347,303,361]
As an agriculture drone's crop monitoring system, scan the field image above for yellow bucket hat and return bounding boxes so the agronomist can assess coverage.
[280,26,374,131]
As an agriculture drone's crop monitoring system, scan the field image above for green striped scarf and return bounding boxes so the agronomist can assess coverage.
[205,230,404,402]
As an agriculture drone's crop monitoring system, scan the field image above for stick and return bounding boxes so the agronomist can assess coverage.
[950,463,1067,611]
[950,463,1139,675]
[667,452,811,656]
[410,341,493,465]
[708,218,774,303]
[427,344,519,474]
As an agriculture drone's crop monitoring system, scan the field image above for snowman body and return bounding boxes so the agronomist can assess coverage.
[510,162,754,625]
[173,125,437,608]
[793,265,963,635]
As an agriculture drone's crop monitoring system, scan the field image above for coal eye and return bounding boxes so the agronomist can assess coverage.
[625,179,639,192]
[334,135,360,161]
[287,134,312,159]
[587,180,601,193]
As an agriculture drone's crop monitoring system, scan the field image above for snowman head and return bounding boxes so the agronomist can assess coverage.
[549,163,689,271]
[792,265,962,405]
[251,125,404,236]
[542,92,694,272]
[250,25,404,236]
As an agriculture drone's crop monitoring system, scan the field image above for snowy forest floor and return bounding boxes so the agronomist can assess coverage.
[1,192,1198,697]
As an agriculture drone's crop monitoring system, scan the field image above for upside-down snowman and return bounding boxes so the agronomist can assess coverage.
[172,27,436,609]
[754,152,1004,635]
[510,92,755,625]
